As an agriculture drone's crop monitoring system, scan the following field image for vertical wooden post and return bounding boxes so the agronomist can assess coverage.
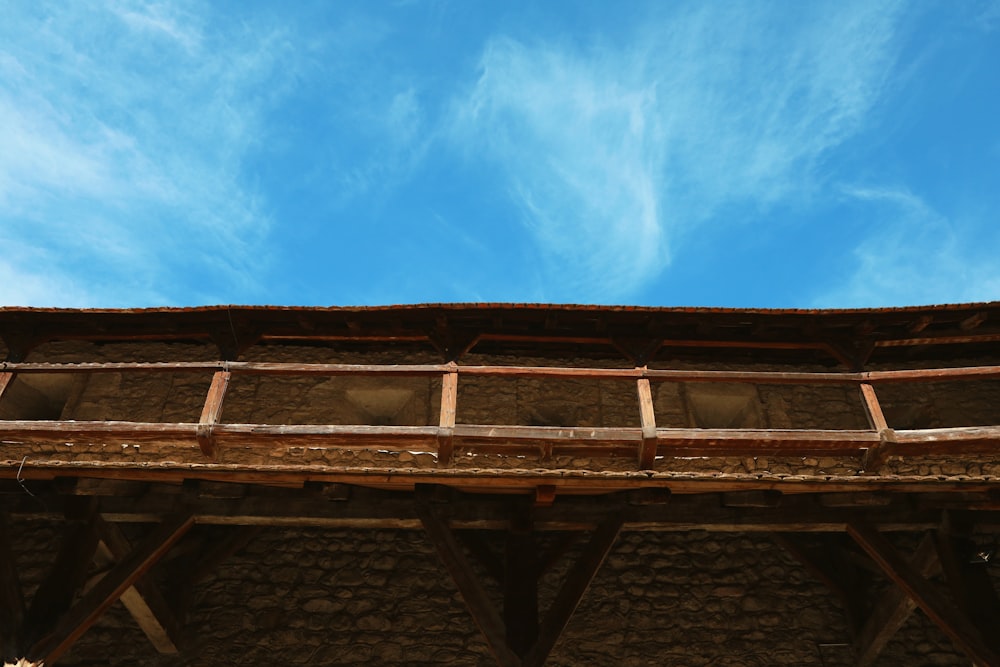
[636,377,657,470]
[437,370,458,467]
[197,371,231,459]
[859,383,894,472]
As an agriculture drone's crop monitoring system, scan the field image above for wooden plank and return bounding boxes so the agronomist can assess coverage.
[846,522,999,667]
[437,371,458,467]
[0,511,26,659]
[95,519,182,654]
[28,512,195,665]
[855,532,938,666]
[416,502,521,667]
[636,379,657,469]
[522,513,623,667]
[22,513,100,647]
[863,365,1000,383]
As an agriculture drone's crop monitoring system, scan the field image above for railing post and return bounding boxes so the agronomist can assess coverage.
[197,370,231,459]
[859,383,895,472]
[437,367,458,467]
[637,376,657,469]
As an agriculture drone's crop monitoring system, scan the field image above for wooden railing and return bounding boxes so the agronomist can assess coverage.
[2,361,1000,472]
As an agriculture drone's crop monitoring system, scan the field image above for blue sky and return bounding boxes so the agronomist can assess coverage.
[1,1,998,308]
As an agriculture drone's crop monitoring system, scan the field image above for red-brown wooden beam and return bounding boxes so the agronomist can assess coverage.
[197,370,230,458]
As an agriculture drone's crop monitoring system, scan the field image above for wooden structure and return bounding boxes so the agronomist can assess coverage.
[2,303,1000,665]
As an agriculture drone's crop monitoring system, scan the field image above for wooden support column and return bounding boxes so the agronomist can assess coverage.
[95,519,183,654]
[859,383,895,472]
[522,513,623,667]
[854,533,938,666]
[416,501,521,667]
[197,370,230,458]
[771,534,867,639]
[0,511,26,661]
[168,526,263,619]
[28,512,195,666]
[847,522,999,666]
[636,378,657,470]
[933,529,1000,655]
[23,511,100,647]
[505,511,539,657]
[437,369,458,467]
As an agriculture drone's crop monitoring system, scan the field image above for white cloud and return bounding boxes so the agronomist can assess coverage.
[817,186,1000,307]
[0,1,291,306]
[449,1,906,301]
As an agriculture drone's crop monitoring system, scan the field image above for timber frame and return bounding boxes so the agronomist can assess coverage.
[3,302,1000,665]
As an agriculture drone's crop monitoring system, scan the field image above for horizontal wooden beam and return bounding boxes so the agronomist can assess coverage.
[6,488,991,533]
[3,360,999,384]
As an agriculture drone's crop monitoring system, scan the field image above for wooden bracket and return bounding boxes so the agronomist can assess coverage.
[28,512,195,665]
[847,522,999,667]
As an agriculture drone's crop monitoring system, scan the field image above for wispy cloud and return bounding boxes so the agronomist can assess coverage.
[817,186,1000,307]
[0,1,293,306]
[449,2,906,301]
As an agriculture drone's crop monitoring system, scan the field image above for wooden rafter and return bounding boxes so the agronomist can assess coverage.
[846,522,999,667]
[28,512,194,665]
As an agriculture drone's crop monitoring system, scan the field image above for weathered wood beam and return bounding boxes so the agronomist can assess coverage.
[416,501,521,667]
[0,372,13,401]
[95,519,182,654]
[437,370,458,467]
[0,511,26,660]
[28,512,195,666]
[636,378,657,470]
[521,513,623,667]
[847,522,999,667]
[7,488,995,533]
[858,383,895,473]
[854,532,939,666]
[197,371,230,458]
[22,511,100,647]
